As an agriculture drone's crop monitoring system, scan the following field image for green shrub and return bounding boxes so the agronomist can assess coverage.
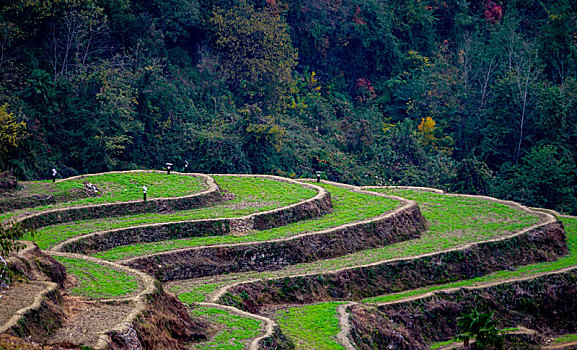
[0,222,32,256]
[457,310,503,350]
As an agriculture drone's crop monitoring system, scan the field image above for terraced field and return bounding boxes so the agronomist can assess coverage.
[27,175,318,250]
[1,172,575,350]
[0,171,208,219]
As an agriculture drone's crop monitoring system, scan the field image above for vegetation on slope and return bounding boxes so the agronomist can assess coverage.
[53,256,140,299]
[363,215,577,303]
[1,0,576,215]
[4,172,572,349]
[170,187,539,302]
[24,175,316,249]
[275,302,345,350]
[187,306,262,350]
[0,172,206,221]
[92,183,398,261]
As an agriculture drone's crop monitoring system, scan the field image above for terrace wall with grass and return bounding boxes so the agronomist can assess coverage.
[123,199,426,281]
[347,303,426,349]
[16,172,222,229]
[374,267,577,345]
[0,194,74,214]
[258,326,296,350]
[218,219,566,313]
[54,178,332,254]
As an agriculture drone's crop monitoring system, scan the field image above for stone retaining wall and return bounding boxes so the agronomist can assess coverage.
[0,194,65,214]
[123,198,425,281]
[375,267,577,345]
[15,171,222,229]
[218,218,566,313]
[54,177,333,254]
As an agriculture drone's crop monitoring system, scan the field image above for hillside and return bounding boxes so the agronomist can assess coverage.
[1,171,576,349]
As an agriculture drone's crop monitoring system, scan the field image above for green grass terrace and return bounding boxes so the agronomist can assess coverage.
[93,182,399,261]
[52,255,142,299]
[24,175,318,250]
[168,187,541,303]
[0,171,208,221]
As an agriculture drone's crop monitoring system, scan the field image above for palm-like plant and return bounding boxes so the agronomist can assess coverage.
[457,310,504,349]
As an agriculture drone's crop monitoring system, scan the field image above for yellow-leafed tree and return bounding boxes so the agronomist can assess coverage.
[417,116,454,155]
[418,116,436,144]
[0,104,27,167]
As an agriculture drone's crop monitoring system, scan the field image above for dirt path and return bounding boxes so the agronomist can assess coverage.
[336,302,357,350]
[544,341,577,349]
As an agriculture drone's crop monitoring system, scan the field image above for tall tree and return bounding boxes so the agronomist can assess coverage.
[209,0,297,109]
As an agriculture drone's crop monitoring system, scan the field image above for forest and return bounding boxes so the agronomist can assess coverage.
[0,0,576,214]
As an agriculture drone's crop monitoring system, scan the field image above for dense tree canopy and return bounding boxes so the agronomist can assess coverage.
[1,0,576,214]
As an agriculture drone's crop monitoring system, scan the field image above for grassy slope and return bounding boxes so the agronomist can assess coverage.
[179,290,264,349]
[173,188,540,302]
[93,183,399,261]
[53,256,141,299]
[26,176,316,249]
[0,172,206,221]
[275,302,345,350]
[188,306,262,350]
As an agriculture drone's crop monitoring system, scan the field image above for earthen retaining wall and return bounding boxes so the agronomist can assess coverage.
[218,202,565,313]
[0,194,73,214]
[375,267,577,344]
[0,242,67,340]
[53,175,333,255]
[14,171,222,229]
[122,188,425,281]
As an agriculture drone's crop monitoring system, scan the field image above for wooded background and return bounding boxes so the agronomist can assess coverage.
[1,0,576,214]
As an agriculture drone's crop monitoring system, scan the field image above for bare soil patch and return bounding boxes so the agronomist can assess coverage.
[47,299,134,347]
[0,282,46,327]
